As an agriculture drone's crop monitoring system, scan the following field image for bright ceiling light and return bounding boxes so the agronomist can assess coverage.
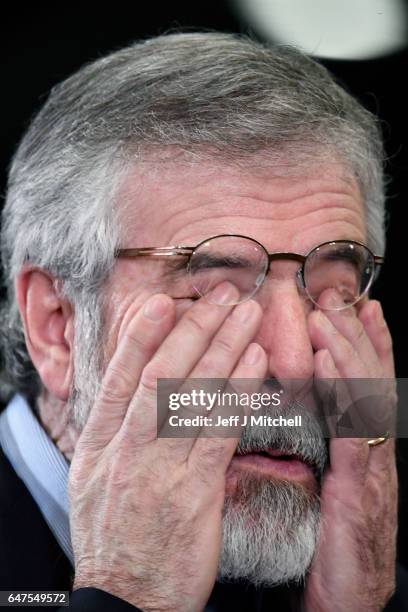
[233,0,407,59]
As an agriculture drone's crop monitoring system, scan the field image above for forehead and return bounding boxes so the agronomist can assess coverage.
[117,154,366,252]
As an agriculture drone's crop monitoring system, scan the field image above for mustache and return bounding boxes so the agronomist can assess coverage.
[236,399,329,480]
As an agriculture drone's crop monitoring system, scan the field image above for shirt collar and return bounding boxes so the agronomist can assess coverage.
[0,394,74,565]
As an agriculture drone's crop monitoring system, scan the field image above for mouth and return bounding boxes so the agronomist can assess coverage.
[231,447,320,484]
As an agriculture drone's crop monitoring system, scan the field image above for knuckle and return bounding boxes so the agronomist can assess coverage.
[355,320,366,342]
[100,363,133,404]
[336,340,356,368]
[198,439,229,469]
[105,456,130,491]
[139,365,161,395]
[197,354,219,374]
[194,468,213,487]
[140,361,174,395]
[183,311,207,335]
[123,329,156,357]
[211,334,235,355]
[190,454,215,485]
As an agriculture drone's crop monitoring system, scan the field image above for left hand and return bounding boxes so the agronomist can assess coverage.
[304,291,398,612]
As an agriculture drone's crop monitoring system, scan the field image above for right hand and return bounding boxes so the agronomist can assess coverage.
[68,282,267,612]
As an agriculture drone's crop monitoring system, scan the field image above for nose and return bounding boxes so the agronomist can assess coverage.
[252,263,315,382]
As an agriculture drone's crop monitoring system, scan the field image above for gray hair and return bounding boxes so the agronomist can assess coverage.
[0,31,386,404]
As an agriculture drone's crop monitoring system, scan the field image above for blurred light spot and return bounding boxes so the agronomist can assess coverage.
[233,0,407,59]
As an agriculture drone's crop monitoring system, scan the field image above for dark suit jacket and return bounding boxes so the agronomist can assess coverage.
[1,444,407,611]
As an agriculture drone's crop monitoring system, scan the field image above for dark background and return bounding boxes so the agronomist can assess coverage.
[1,1,407,564]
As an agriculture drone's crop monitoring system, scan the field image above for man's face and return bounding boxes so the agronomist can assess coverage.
[80,155,366,585]
[104,155,366,366]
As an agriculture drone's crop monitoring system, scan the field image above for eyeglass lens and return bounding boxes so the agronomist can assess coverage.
[187,236,375,310]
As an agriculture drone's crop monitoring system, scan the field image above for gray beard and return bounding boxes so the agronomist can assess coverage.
[218,401,327,587]
[218,473,320,587]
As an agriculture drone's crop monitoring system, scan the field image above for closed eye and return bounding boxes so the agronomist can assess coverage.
[189,253,254,272]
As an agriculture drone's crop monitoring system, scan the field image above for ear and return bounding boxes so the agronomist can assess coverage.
[15,267,74,401]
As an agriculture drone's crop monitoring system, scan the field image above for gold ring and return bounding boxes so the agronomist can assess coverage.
[367,431,390,447]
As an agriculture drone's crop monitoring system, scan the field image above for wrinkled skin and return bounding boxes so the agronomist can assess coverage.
[22,158,397,611]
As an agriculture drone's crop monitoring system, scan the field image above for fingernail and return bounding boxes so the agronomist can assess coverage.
[231,300,257,323]
[242,343,263,365]
[209,282,239,305]
[143,295,170,320]
[325,290,344,309]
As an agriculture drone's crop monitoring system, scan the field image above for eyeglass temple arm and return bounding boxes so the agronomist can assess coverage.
[117,249,308,261]
[116,247,194,257]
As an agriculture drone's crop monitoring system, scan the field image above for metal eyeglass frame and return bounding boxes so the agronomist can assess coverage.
[115,234,384,306]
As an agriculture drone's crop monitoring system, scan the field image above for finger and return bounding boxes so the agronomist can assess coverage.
[358,301,397,438]
[155,300,263,454]
[309,309,368,378]
[358,300,395,377]
[315,289,379,371]
[201,342,269,433]
[325,438,370,494]
[311,318,394,440]
[316,348,385,483]
[328,432,396,502]
[174,298,196,320]
[79,293,176,450]
[314,348,339,379]
[314,342,370,484]
[189,342,268,478]
[136,281,240,390]
[231,342,268,380]
[188,299,263,378]
[314,349,353,439]
[366,436,396,493]
[122,283,245,437]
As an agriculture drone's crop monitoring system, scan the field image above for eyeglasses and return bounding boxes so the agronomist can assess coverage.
[116,234,384,311]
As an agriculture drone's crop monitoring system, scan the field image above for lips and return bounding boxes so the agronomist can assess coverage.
[232,447,320,483]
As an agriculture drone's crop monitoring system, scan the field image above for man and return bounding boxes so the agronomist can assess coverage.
[0,32,404,611]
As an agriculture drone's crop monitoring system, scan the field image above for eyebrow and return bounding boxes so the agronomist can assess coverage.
[318,246,365,266]
[161,252,254,281]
